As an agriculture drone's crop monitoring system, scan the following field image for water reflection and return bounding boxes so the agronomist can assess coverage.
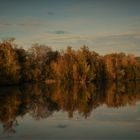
[0,82,140,135]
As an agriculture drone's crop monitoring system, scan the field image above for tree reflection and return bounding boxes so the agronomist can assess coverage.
[0,81,140,134]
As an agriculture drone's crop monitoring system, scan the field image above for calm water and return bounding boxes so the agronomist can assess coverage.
[0,82,140,140]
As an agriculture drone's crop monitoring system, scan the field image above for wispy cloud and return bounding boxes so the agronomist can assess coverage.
[47,11,55,15]
[0,19,47,27]
[48,30,69,35]
[0,23,13,26]
[96,32,140,40]
[16,31,140,45]
[17,23,42,27]
[55,30,68,34]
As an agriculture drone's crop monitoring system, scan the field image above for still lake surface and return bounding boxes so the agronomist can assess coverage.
[0,82,140,140]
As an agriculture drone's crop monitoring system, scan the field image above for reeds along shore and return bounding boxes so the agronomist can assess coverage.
[0,38,140,85]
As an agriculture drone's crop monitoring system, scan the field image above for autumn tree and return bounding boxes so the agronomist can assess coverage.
[0,38,140,85]
[0,39,20,84]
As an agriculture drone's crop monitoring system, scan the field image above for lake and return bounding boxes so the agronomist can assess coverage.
[0,82,140,140]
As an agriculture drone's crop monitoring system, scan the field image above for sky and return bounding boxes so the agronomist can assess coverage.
[0,0,140,55]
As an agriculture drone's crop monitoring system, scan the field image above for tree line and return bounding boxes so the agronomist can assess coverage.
[0,38,140,85]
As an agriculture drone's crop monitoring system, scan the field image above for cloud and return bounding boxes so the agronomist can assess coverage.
[0,23,13,26]
[0,19,47,27]
[4,28,140,56]
[55,30,68,34]
[47,11,54,15]
[48,30,69,35]
[100,32,140,40]
[92,32,140,45]
[17,23,42,27]
[0,20,13,26]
